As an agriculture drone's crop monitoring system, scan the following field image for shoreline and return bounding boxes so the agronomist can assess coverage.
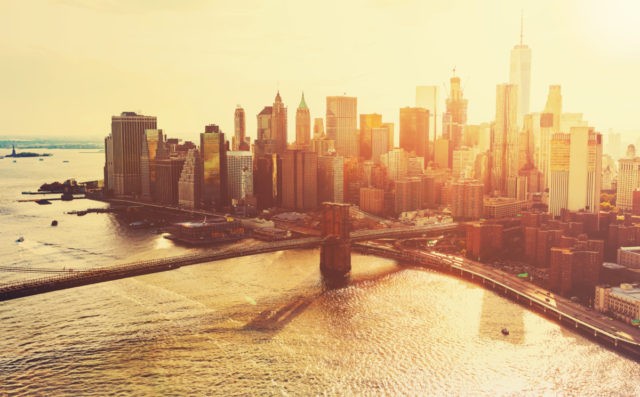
[354,243,640,361]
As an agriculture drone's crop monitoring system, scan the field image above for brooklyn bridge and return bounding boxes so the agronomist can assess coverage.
[0,203,460,301]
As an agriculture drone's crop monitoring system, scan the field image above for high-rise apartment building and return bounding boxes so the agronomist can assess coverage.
[295,93,310,147]
[106,112,157,197]
[616,158,640,210]
[234,106,247,151]
[568,127,602,213]
[548,133,571,217]
[399,107,430,166]
[359,187,385,216]
[395,177,422,214]
[451,180,484,220]
[227,151,253,203]
[359,113,383,160]
[326,96,358,158]
[178,148,203,209]
[548,127,602,216]
[452,147,477,180]
[509,18,532,127]
[200,125,228,210]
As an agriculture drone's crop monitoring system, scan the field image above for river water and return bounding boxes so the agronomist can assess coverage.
[0,150,639,396]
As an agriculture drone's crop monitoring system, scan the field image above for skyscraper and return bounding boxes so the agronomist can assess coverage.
[318,155,344,203]
[178,148,203,209]
[548,127,603,216]
[313,118,324,138]
[399,107,430,166]
[492,84,519,195]
[295,93,311,147]
[281,150,318,211]
[227,151,253,203]
[509,15,532,127]
[616,157,640,210]
[543,85,562,133]
[155,157,185,206]
[234,106,247,151]
[106,112,157,197]
[359,113,382,160]
[443,75,468,158]
[568,127,602,213]
[253,106,277,161]
[451,179,484,220]
[200,125,228,210]
[416,85,438,139]
[382,122,395,151]
[548,133,571,217]
[326,96,358,158]
[381,148,408,181]
[272,92,288,154]
[371,127,389,164]
[140,129,164,201]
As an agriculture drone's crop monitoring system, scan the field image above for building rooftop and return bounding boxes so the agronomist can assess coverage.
[611,284,640,303]
[619,246,640,254]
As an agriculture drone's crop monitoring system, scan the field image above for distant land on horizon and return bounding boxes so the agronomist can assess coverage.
[0,137,103,150]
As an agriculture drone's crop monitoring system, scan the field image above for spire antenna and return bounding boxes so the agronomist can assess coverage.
[520,10,524,45]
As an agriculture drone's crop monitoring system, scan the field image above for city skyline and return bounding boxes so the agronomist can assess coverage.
[1,1,639,141]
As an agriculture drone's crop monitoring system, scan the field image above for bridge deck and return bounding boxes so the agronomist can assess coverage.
[0,223,460,302]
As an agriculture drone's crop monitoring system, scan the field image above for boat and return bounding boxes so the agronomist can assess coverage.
[51,220,58,226]
[39,158,43,161]
[35,199,52,205]
[501,328,509,336]
[62,160,69,163]
[15,236,24,243]
[164,217,245,246]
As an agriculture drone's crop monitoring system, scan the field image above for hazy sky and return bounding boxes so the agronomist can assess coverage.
[1,0,639,142]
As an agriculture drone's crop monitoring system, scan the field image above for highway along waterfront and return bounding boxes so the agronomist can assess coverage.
[355,242,640,360]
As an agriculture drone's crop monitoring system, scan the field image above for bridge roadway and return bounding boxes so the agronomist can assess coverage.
[0,223,460,302]
[353,242,640,360]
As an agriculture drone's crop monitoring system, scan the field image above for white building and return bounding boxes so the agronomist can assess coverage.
[567,126,602,213]
[227,151,253,203]
[509,36,531,127]
[595,284,640,325]
[616,158,640,210]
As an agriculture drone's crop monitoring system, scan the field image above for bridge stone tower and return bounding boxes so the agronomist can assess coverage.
[320,202,352,278]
